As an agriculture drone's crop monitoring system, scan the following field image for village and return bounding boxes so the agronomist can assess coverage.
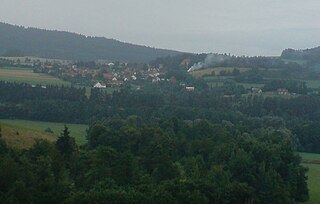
[28,59,198,91]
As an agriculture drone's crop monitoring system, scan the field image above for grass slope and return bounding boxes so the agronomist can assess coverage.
[0,67,71,86]
[191,67,251,77]
[2,56,71,64]
[299,152,320,204]
[1,123,56,149]
[0,119,88,147]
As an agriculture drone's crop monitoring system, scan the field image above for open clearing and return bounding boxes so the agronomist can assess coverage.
[0,67,71,86]
[299,152,320,204]
[1,56,71,64]
[305,80,320,89]
[191,67,251,77]
[0,123,56,149]
[0,119,88,147]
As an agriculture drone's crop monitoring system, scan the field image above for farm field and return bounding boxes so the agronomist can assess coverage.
[205,76,265,89]
[0,122,56,149]
[0,67,71,86]
[282,59,308,66]
[305,80,320,89]
[0,119,88,146]
[0,67,122,96]
[300,152,320,204]
[1,56,71,64]
[237,82,264,89]
[190,67,251,77]
[203,75,234,81]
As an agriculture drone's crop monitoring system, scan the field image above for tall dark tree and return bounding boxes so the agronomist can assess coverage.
[55,125,77,157]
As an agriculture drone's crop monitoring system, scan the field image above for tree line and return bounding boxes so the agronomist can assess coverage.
[1,81,320,153]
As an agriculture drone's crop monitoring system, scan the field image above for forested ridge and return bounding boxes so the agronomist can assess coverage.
[0,22,181,62]
[281,47,320,62]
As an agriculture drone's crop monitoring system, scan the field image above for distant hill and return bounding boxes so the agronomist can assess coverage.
[281,46,320,62]
[0,22,182,62]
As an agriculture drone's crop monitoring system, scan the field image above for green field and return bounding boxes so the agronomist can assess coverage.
[203,75,234,81]
[0,119,88,146]
[0,67,71,86]
[237,82,264,89]
[191,67,251,77]
[299,152,320,204]
[305,80,320,89]
[205,76,265,89]
[283,59,308,66]
[2,56,71,64]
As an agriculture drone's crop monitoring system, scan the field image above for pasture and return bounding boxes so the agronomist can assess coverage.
[1,56,71,64]
[300,152,320,204]
[0,67,71,86]
[305,80,320,89]
[0,119,88,147]
[190,67,251,77]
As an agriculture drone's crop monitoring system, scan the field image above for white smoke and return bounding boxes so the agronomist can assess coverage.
[187,54,229,72]
[187,62,204,72]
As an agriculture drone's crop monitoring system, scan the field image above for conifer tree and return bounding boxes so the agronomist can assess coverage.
[55,125,77,157]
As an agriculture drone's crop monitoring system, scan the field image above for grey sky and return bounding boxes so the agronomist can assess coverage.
[1,0,319,56]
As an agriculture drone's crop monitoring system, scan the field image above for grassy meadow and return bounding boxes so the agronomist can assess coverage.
[305,80,320,89]
[299,152,320,204]
[0,119,88,147]
[190,67,251,77]
[0,66,71,86]
[1,56,71,64]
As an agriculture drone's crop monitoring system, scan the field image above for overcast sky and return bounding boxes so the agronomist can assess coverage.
[1,0,319,56]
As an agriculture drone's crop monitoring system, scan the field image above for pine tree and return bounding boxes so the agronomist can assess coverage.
[55,125,77,157]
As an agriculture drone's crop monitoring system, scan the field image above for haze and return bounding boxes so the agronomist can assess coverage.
[1,0,320,56]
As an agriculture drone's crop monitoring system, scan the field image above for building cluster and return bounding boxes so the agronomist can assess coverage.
[32,61,169,87]
[10,57,197,91]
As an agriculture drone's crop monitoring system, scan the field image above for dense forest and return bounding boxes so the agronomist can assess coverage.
[0,22,181,62]
[151,53,301,71]
[281,47,320,71]
[281,47,320,62]
[0,117,309,203]
[1,80,320,155]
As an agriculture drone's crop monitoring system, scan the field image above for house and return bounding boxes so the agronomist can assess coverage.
[93,82,107,88]
[186,86,195,91]
[252,87,262,94]
[110,80,123,87]
[152,77,161,83]
[131,75,137,80]
[103,72,114,80]
[278,88,289,95]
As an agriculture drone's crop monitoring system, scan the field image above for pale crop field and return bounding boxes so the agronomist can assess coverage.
[0,67,71,86]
